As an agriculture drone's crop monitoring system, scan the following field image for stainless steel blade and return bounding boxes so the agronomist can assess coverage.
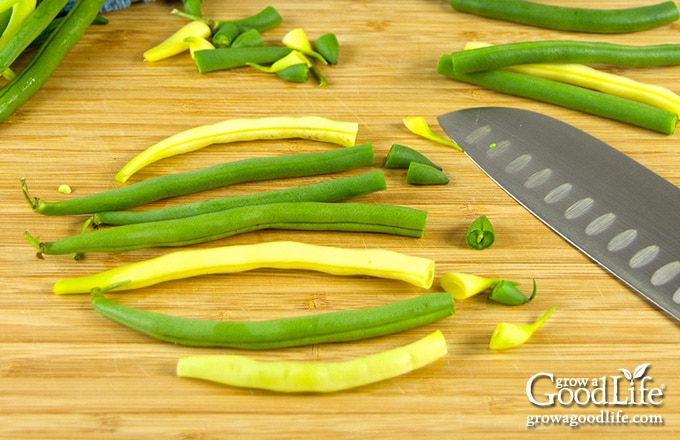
[438,106,680,321]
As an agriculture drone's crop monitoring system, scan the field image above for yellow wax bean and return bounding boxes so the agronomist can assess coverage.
[255,50,311,73]
[143,20,211,62]
[465,41,680,115]
[403,117,463,151]
[282,28,326,64]
[115,116,359,183]
[53,240,435,294]
[489,306,557,350]
[440,272,498,300]
[184,36,214,59]
[0,0,35,48]
[176,330,447,392]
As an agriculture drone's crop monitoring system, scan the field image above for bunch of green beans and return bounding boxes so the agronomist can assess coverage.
[0,0,107,123]
[437,54,678,134]
[449,0,680,34]
[25,201,429,256]
[0,0,69,74]
[91,290,454,349]
[22,143,375,216]
[450,41,680,75]
[93,170,387,226]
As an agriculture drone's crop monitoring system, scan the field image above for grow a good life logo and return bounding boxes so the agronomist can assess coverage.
[525,363,666,429]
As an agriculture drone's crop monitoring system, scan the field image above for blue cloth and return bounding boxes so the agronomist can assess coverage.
[63,0,152,13]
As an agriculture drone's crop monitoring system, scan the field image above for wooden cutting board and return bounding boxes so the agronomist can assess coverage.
[2,1,679,438]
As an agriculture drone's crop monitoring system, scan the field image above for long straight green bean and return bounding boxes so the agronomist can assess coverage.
[22,143,375,216]
[25,201,429,256]
[0,0,107,122]
[450,41,680,75]
[93,170,387,226]
[91,290,454,349]
[449,0,680,34]
[194,46,292,73]
[437,54,678,134]
[213,5,283,33]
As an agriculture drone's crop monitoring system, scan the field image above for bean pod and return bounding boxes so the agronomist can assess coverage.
[26,201,428,256]
[91,290,454,349]
[23,143,374,216]
[176,330,448,392]
[449,0,680,34]
[93,170,387,226]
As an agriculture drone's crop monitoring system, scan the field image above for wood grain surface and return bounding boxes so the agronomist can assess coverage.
[2,1,679,438]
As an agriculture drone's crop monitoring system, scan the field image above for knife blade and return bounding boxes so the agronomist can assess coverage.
[437,107,680,321]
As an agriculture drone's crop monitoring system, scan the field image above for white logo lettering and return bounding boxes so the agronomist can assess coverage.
[526,364,665,408]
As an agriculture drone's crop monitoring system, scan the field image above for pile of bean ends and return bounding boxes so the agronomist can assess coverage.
[151,2,339,86]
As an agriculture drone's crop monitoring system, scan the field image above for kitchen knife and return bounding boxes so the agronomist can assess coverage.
[437,107,680,321]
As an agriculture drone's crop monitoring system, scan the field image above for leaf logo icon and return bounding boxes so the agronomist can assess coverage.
[618,368,633,382]
[633,363,651,380]
[619,363,650,385]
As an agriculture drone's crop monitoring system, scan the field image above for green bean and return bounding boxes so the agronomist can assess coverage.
[437,54,678,134]
[27,14,109,50]
[449,0,679,34]
[22,143,375,216]
[275,63,309,83]
[406,162,449,185]
[25,201,429,256]
[211,22,238,48]
[0,0,107,123]
[309,63,327,87]
[466,215,495,250]
[181,0,203,18]
[383,144,442,170]
[194,46,292,73]
[90,289,453,349]
[230,28,263,49]
[0,2,11,22]
[0,0,69,74]
[0,8,10,35]
[93,171,387,226]
[314,33,339,65]
[488,280,536,305]
[213,5,282,34]
[451,41,680,75]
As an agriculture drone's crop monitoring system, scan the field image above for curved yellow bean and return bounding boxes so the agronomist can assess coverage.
[282,28,326,64]
[115,116,359,183]
[489,306,557,350]
[176,330,447,392]
[53,240,435,294]
[440,272,498,300]
[0,0,35,48]
[143,20,211,62]
[403,117,463,151]
[184,35,214,59]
